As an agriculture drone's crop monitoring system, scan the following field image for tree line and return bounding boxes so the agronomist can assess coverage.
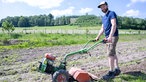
[118,16,146,30]
[0,14,72,27]
[0,13,146,30]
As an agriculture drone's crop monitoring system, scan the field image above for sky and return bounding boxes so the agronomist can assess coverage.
[0,0,146,20]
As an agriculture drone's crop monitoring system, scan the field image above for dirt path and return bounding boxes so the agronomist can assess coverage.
[0,39,146,82]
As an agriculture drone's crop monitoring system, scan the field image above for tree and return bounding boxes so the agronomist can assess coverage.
[0,21,1,27]
[37,15,45,26]
[2,20,15,34]
[59,16,66,25]
[54,18,59,26]
[12,16,19,27]
[75,15,100,27]
[0,14,146,29]
[18,16,29,27]
[47,14,54,26]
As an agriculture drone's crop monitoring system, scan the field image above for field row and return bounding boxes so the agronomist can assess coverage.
[0,28,146,34]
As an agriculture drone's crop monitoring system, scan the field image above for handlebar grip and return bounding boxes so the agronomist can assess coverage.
[91,40,97,42]
[102,39,108,43]
[90,39,107,43]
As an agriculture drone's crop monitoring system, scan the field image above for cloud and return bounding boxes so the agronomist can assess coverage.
[79,8,93,14]
[1,0,64,9]
[50,7,75,17]
[123,9,140,17]
[127,0,146,7]
[131,0,146,3]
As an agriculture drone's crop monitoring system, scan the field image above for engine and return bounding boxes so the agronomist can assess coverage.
[38,53,56,74]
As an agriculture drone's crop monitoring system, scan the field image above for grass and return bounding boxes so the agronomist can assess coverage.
[139,46,146,51]
[119,34,146,42]
[0,32,146,49]
[18,25,101,30]
[0,25,101,33]
[96,71,146,82]
[0,33,97,49]
[2,25,146,34]
[120,58,143,67]
[113,73,146,82]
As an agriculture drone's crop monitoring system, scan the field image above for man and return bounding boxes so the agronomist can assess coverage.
[95,1,121,80]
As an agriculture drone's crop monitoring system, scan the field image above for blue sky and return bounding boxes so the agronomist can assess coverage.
[0,0,146,20]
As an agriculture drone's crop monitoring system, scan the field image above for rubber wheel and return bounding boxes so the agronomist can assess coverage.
[38,62,42,70]
[52,69,69,82]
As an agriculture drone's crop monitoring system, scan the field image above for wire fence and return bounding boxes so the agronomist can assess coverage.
[0,28,146,34]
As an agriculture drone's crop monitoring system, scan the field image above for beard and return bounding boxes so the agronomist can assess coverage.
[102,8,108,13]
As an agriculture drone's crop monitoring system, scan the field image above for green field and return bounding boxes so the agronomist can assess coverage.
[0,32,146,49]
[1,25,146,34]
[0,25,146,49]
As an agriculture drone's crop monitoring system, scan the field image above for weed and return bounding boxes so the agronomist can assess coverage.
[115,72,146,82]
[139,47,146,51]
[7,70,18,75]
[120,59,142,67]
[0,54,19,65]
[10,33,22,39]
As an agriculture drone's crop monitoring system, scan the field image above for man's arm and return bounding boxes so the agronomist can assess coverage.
[95,24,104,40]
[107,18,117,42]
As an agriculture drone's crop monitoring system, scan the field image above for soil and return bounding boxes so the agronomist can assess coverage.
[0,39,146,82]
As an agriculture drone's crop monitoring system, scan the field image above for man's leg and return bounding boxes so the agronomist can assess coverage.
[114,55,119,69]
[109,56,115,71]
[114,55,121,76]
[112,36,121,76]
[102,36,120,80]
[102,44,115,80]
[109,55,119,71]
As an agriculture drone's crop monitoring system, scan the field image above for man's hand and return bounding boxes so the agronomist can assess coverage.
[95,37,100,41]
[107,36,112,43]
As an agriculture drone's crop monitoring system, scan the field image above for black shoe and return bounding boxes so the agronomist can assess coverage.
[114,68,121,76]
[102,71,115,80]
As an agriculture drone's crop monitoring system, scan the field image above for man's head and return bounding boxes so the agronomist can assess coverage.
[98,1,108,13]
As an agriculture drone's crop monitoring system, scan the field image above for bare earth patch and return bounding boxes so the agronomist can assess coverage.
[0,39,146,82]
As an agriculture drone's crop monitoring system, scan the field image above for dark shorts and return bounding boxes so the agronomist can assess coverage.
[106,36,119,56]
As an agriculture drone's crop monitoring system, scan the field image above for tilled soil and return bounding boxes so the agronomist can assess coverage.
[0,39,146,82]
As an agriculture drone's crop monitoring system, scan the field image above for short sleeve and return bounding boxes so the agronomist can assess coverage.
[110,11,117,19]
